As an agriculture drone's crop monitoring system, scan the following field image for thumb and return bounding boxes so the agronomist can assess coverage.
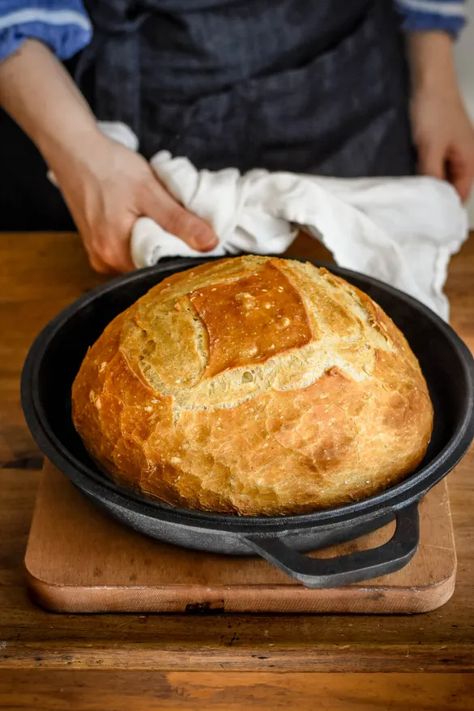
[417,142,446,181]
[141,179,218,252]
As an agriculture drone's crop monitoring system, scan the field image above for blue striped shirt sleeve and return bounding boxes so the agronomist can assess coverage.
[395,0,467,37]
[0,1,92,63]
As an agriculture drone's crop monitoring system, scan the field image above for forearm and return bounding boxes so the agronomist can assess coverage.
[405,30,474,200]
[0,38,100,168]
[406,31,461,101]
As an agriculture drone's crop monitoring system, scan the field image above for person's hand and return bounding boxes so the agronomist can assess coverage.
[50,131,218,273]
[406,32,474,203]
[0,41,217,273]
[411,88,474,202]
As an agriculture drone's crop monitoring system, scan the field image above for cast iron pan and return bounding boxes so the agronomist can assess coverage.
[21,258,474,588]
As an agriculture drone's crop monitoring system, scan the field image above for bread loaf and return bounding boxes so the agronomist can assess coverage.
[72,256,433,516]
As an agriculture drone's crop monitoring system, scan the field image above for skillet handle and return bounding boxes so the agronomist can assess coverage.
[243,503,419,589]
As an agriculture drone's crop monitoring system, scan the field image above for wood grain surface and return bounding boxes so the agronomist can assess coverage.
[0,231,473,710]
[24,461,456,614]
[0,671,473,711]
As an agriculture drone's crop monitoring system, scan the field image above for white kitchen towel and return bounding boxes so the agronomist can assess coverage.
[131,150,467,320]
[49,121,468,320]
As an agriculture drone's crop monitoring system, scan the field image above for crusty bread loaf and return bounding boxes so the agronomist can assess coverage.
[72,256,433,516]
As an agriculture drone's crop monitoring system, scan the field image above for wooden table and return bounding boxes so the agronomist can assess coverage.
[0,231,473,710]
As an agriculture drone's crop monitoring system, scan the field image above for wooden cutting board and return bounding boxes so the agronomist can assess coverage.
[24,460,457,614]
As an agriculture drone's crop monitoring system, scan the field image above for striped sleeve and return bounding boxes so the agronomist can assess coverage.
[0,1,92,63]
[395,0,467,37]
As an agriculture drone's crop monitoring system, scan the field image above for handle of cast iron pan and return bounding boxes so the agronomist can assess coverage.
[243,503,419,588]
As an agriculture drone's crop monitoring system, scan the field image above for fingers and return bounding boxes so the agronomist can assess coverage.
[66,201,135,274]
[81,225,135,274]
[96,236,135,273]
[417,141,474,202]
[417,141,445,181]
[142,179,218,252]
[88,252,111,274]
[70,149,218,274]
[453,174,472,203]
[450,167,472,203]
[446,148,474,203]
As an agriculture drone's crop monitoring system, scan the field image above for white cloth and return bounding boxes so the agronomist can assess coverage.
[49,121,469,320]
[131,151,467,320]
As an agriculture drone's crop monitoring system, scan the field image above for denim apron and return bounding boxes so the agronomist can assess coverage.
[77,0,414,176]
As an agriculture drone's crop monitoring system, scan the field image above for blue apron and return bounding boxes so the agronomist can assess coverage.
[77,0,414,176]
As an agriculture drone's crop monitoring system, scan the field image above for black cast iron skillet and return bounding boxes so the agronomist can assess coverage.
[21,258,474,588]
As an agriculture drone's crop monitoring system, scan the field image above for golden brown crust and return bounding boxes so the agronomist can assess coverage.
[189,261,312,377]
[71,256,434,516]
